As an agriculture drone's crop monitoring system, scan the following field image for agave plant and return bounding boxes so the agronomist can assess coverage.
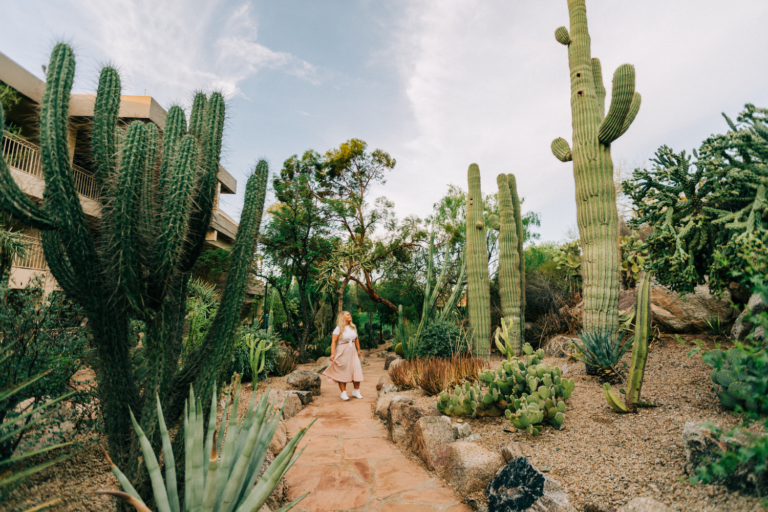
[571,329,632,381]
[97,377,313,512]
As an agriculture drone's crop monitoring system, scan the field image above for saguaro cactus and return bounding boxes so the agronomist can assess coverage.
[0,43,269,488]
[507,174,526,339]
[496,174,523,355]
[551,0,641,339]
[466,164,491,360]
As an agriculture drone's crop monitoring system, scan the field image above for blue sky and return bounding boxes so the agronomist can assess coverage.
[3,0,768,242]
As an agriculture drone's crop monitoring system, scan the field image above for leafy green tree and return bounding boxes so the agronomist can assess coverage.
[623,104,768,294]
[258,151,336,357]
[314,139,424,313]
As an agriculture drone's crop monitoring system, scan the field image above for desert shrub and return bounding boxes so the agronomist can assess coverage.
[525,272,568,322]
[0,278,91,461]
[273,348,298,376]
[383,328,392,340]
[227,327,280,382]
[389,360,417,390]
[191,246,230,280]
[181,278,219,365]
[390,354,487,395]
[414,319,465,359]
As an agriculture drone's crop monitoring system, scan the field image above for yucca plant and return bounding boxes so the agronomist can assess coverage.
[571,329,632,381]
[97,377,313,512]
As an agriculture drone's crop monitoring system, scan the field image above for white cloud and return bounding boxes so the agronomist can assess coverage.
[384,0,768,242]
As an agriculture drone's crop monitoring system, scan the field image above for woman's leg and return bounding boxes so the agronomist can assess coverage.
[353,382,360,390]
[338,382,347,392]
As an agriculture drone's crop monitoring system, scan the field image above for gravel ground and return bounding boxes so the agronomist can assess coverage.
[388,335,768,512]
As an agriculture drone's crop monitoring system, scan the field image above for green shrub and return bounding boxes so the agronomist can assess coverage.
[414,319,465,359]
[383,328,392,340]
[227,327,280,382]
[0,277,91,461]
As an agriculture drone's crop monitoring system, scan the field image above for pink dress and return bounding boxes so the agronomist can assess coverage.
[323,325,364,384]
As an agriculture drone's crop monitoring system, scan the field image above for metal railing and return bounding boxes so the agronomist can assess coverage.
[13,236,48,271]
[2,130,99,200]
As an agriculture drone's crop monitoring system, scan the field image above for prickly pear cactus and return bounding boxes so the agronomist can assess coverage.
[551,0,642,339]
[704,347,767,413]
[466,164,491,360]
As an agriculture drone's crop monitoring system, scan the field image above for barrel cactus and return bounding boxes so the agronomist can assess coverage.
[466,164,491,360]
[97,379,313,511]
[551,0,642,342]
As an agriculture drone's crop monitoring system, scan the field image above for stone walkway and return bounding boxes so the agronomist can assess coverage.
[284,359,471,512]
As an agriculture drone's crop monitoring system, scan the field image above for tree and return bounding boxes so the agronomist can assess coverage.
[623,105,768,295]
[313,139,424,313]
[258,151,336,358]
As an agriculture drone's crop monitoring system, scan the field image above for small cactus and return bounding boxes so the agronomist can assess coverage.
[703,346,767,413]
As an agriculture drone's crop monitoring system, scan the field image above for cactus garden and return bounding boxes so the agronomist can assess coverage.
[2,1,768,511]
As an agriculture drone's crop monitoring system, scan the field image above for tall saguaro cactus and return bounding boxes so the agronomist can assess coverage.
[466,164,491,360]
[496,174,523,355]
[0,43,268,491]
[551,0,641,339]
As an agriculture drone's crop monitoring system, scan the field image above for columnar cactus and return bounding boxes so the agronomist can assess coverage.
[507,174,526,339]
[551,0,642,339]
[0,43,268,486]
[625,272,650,411]
[466,164,491,360]
[496,174,523,354]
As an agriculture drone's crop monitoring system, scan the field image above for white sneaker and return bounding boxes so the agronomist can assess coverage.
[351,389,363,399]
[340,391,349,401]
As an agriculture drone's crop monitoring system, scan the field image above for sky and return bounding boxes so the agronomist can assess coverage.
[2,0,768,242]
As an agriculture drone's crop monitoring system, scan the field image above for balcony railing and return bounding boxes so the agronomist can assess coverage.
[2,130,99,200]
[12,236,48,271]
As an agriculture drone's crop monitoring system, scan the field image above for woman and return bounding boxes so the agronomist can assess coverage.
[323,311,364,401]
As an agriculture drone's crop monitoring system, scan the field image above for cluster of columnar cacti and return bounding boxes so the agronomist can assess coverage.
[437,343,575,435]
[466,164,492,359]
[98,379,313,511]
[0,43,268,483]
[706,348,768,413]
[551,0,642,340]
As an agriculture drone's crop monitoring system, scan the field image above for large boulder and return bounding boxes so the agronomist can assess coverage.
[377,374,393,391]
[486,457,575,512]
[384,353,401,371]
[681,422,721,475]
[389,401,438,447]
[412,416,454,470]
[269,420,288,455]
[286,370,321,396]
[288,390,313,406]
[441,441,505,495]
[731,292,768,341]
[267,390,303,420]
[616,497,671,512]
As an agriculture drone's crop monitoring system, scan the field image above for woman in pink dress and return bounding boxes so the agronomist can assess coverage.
[323,311,364,401]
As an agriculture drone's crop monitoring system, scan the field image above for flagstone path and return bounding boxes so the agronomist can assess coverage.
[284,359,472,512]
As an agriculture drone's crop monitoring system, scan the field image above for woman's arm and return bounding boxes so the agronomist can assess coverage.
[330,334,339,361]
[355,333,361,357]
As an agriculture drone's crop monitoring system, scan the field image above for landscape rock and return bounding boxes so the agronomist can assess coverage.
[269,420,287,455]
[731,292,768,341]
[501,442,524,463]
[453,422,472,439]
[375,393,412,420]
[316,356,328,367]
[583,504,615,512]
[315,358,331,373]
[286,370,321,396]
[411,416,454,470]
[465,433,481,442]
[682,422,721,475]
[389,402,438,447]
[543,335,575,358]
[288,390,312,406]
[485,456,575,512]
[616,497,672,512]
[441,441,504,495]
[376,374,393,391]
[384,353,401,370]
[267,390,303,420]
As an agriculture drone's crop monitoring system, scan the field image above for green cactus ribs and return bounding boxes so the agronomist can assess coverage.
[551,0,642,344]
[466,164,491,360]
[437,343,575,436]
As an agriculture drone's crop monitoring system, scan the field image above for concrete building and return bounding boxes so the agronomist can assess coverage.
[1,51,243,295]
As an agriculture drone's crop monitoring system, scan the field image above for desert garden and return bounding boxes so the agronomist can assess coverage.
[2,1,768,512]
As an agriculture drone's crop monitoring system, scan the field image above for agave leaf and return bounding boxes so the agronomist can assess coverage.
[92,490,153,512]
[156,395,180,512]
[129,410,172,512]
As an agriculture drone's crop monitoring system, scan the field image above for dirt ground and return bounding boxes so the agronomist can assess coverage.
[392,334,768,511]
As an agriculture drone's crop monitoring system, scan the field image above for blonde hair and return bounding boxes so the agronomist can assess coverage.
[336,311,356,335]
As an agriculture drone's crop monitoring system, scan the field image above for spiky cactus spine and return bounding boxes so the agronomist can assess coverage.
[552,0,641,339]
[625,272,650,412]
[496,174,522,355]
[466,164,491,360]
[0,44,268,491]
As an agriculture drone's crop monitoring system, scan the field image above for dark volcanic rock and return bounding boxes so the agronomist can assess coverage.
[486,457,575,512]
